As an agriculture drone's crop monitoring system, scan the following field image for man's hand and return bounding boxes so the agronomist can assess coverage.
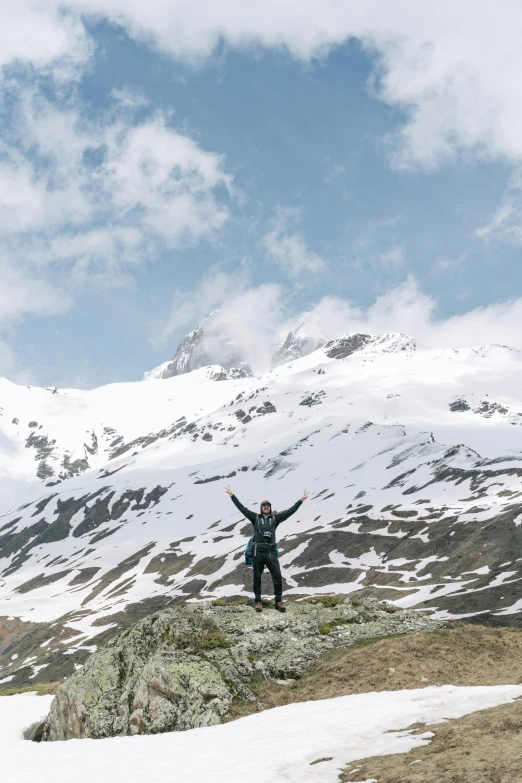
[225,485,233,496]
[300,490,309,502]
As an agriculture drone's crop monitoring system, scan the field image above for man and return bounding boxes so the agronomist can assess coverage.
[225,485,308,612]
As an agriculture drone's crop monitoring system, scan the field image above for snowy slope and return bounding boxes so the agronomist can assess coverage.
[2,332,522,683]
[4,686,522,783]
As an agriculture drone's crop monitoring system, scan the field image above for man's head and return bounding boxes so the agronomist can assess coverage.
[260,500,272,515]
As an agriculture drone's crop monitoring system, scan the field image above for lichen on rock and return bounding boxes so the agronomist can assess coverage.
[43,597,442,741]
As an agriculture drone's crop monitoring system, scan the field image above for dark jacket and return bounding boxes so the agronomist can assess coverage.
[230,494,302,549]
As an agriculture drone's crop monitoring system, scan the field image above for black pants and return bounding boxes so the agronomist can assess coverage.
[253,548,282,601]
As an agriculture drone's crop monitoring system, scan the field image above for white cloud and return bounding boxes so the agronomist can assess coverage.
[106,118,231,245]
[295,277,522,353]
[111,87,150,110]
[0,90,233,282]
[263,209,325,277]
[158,266,252,344]
[474,173,522,245]
[0,259,67,322]
[202,284,283,374]
[157,274,283,374]
[0,4,90,80]
[0,83,234,379]
[7,0,520,172]
[378,246,405,269]
[0,254,70,381]
[163,275,522,375]
[4,2,522,379]
[5,2,522,171]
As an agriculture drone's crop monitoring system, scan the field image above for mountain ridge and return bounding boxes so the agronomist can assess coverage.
[1,331,522,686]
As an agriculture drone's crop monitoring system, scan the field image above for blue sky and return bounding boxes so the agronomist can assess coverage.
[1,3,522,387]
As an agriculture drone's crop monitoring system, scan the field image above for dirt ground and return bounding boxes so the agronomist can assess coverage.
[340,698,522,783]
[228,623,522,720]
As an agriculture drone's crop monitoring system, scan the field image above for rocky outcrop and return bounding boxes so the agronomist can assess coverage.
[323,332,416,360]
[44,597,441,741]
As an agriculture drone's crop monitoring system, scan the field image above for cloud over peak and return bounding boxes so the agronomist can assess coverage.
[156,275,522,379]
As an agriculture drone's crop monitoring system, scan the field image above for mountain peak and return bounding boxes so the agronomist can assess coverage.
[272,326,326,365]
[143,321,252,381]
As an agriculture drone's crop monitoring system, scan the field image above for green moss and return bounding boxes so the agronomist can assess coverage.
[199,632,231,650]
[350,598,363,607]
[247,654,256,663]
[318,616,359,633]
[176,630,231,651]
[304,595,346,608]
[247,670,266,693]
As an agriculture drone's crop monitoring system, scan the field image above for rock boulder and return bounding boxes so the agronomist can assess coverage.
[44,597,442,741]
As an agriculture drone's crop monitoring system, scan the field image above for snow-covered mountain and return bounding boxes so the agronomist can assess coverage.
[2,331,522,685]
[143,309,331,381]
[143,318,252,381]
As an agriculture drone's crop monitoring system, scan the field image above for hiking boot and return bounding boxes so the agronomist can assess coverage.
[275,601,286,613]
[254,602,262,612]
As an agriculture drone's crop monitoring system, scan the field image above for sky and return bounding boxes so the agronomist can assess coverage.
[1,1,522,387]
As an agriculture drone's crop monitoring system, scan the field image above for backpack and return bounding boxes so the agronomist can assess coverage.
[243,535,280,567]
[244,537,254,566]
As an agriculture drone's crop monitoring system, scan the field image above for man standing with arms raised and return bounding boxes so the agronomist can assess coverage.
[225,485,308,612]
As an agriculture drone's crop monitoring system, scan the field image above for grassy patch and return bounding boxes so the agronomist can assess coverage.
[0,682,62,697]
[199,632,231,650]
[225,625,522,725]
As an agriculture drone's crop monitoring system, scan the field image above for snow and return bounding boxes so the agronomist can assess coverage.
[3,333,522,642]
[3,685,522,783]
[28,664,49,680]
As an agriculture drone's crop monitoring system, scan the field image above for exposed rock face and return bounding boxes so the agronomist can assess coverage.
[0,616,35,654]
[324,332,416,360]
[143,323,252,381]
[272,327,326,365]
[44,598,441,741]
[324,333,373,359]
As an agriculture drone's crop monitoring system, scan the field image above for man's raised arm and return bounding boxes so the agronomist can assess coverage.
[225,485,257,523]
[274,490,308,525]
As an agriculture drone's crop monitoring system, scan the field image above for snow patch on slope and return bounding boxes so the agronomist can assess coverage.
[4,686,522,782]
